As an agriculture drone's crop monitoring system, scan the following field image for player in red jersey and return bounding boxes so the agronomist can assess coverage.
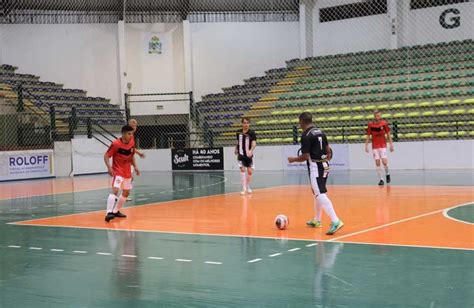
[365,110,394,186]
[103,125,140,222]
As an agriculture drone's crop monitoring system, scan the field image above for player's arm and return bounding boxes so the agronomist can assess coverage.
[234,132,239,155]
[365,126,371,153]
[104,144,115,176]
[288,135,310,163]
[323,135,332,161]
[135,149,145,158]
[248,132,257,157]
[385,125,394,152]
[132,153,140,176]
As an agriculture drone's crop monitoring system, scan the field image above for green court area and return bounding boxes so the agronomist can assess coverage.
[0,170,473,307]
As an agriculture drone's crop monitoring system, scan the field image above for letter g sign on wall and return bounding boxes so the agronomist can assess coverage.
[439,8,461,29]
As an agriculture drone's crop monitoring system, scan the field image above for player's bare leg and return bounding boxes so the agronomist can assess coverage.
[382,158,391,183]
[113,189,128,218]
[240,166,247,195]
[375,159,384,186]
[246,168,253,194]
[105,187,120,222]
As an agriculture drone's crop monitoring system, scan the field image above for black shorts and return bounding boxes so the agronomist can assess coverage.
[238,155,254,168]
[307,161,329,195]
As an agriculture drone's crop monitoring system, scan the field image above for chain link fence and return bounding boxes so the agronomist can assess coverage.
[1,0,473,151]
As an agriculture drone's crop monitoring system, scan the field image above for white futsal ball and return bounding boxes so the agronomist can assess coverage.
[275,214,289,230]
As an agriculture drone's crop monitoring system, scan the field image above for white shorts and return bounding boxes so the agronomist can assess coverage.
[372,148,388,160]
[112,176,133,190]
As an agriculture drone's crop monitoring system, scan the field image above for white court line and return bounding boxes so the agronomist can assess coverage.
[59,203,69,206]
[328,201,474,242]
[97,252,112,256]
[175,259,192,262]
[147,256,164,260]
[136,198,149,202]
[50,249,64,252]
[326,273,354,288]
[288,248,301,252]
[306,243,318,247]
[31,207,38,209]
[29,247,42,250]
[332,240,474,251]
[442,203,474,225]
[247,258,262,263]
[205,261,222,265]
[73,250,87,254]
[122,254,137,258]
[269,253,282,257]
[8,245,21,248]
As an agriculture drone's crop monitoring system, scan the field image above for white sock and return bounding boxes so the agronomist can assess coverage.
[313,196,322,221]
[240,171,247,191]
[106,194,117,214]
[376,166,383,180]
[246,173,252,189]
[317,194,339,223]
[384,166,390,175]
[113,196,127,213]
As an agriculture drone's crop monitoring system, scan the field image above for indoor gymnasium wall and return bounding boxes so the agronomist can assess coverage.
[125,23,185,97]
[64,139,473,175]
[1,21,300,108]
[312,1,390,56]
[400,2,474,47]
[310,0,473,56]
[1,24,121,104]
[190,22,300,100]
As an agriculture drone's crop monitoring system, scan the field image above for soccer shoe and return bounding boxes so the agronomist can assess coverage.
[378,179,385,186]
[386,174,391,183]
[247,186,253,194]
[306,220,322,228]
[105,212,115,222]
[326,220,344,235]
[113,211,127,218]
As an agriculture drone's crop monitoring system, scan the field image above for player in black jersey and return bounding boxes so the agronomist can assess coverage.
[235,117,257,195]
[287,112,344,235]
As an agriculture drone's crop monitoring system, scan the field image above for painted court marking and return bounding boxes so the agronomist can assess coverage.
[328,201,474,242]
[442,203,474,225]
[269,253,283,257]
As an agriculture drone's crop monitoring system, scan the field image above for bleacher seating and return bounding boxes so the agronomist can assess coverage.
[0,64,125,137]
[196,39,474,146]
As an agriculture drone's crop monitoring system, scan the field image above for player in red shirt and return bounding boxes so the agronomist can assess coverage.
[365,110,394,186]
[103,125,140,222]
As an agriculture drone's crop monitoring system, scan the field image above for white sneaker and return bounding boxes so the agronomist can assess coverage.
[240,190,247,195]
[247,186,253,194]
[126,197,133,201]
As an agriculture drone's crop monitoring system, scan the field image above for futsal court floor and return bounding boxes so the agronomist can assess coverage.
[0,170,473,307]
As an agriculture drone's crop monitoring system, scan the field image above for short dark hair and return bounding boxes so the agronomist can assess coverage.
[121,125,134,134]
[242,117,251,123]
[299,112,313,124]
[373,109,381,114]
